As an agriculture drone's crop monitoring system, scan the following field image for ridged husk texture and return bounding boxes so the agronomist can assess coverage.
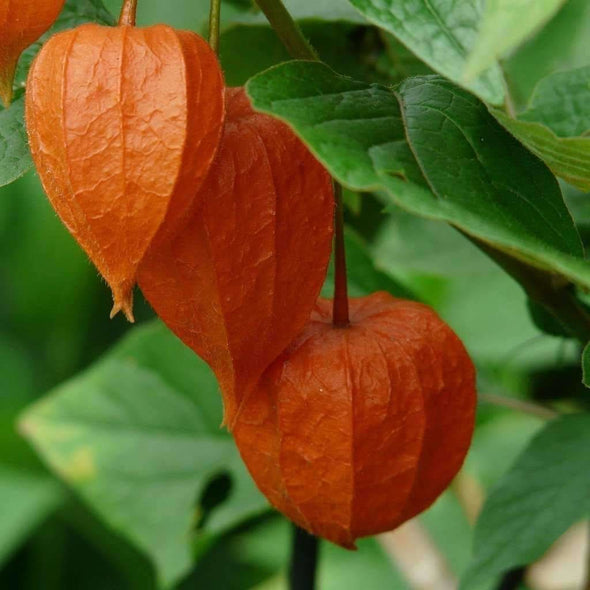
[139,88,335,426]
[25,23,225,320]
[0,0,65,106]
[233,292,476,547]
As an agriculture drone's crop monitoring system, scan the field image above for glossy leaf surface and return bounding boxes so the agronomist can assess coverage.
[247,63,590,291]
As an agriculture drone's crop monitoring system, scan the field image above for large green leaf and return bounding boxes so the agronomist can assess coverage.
[0,0,114,189]
[493,66,590,192]
[461,414,590,588]
[464,0,566,81]
[346,0,505,104]
[247,63,590,292]
[20,322,268,589]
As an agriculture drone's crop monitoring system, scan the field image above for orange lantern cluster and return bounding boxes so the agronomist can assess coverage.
[20,0,476,548]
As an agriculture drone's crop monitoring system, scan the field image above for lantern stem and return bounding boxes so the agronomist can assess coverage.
[118,0,138,26]
[332,182,350,328]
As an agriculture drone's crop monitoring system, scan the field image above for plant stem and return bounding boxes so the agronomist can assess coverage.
[289,526,319,590]
[118,0,137,26]
[333,183,350,327]
[208,0,221,55]
[254,0,349,327]
[254,0,318,60]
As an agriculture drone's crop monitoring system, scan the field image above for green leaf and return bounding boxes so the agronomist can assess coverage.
[519,66,590,137]
[461,414,590,588]
[583,343,590,387]
[246,63,590,293]
[346,0,505,104]
[0,468,63,566]
[0,98,32,188]
[493,109,590,192]
[492,66,590,192]
[20,322,268,589]
[464,0,566,81]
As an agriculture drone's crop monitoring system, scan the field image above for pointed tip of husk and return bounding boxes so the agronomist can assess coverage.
[110,289,135,323]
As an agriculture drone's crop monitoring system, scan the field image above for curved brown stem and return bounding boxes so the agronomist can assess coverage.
[118,0,138,26]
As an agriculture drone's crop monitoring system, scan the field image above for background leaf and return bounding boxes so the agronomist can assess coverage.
[519,66,590,137]
[502,0,590,108]
[493,65,590,191]
[464,0,566,81]
[461,414,590,588]
[346,0,505,104]
[20,322,268,589]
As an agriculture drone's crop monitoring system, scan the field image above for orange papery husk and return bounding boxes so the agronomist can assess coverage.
[0,0,65,107]
[25,22,225,320]
[138,87,335,426]
[233,292,477,548]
